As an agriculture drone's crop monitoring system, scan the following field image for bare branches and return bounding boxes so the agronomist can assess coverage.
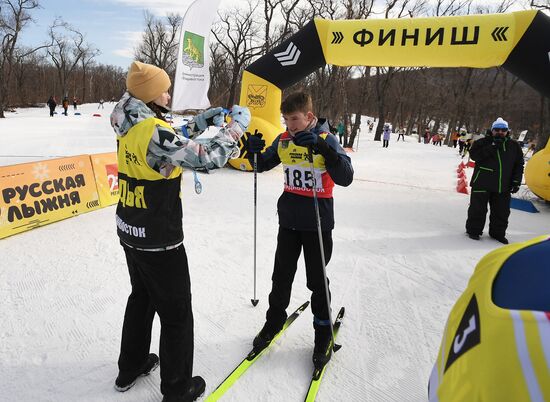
[0,0,40,117]
[529,0,550,11]
[211,0,264,105]
[133,11,182,75]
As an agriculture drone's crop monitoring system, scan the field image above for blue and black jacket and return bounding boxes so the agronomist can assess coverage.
[249,118,353,231]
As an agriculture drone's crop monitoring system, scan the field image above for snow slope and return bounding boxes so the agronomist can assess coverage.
[0,104,548,402]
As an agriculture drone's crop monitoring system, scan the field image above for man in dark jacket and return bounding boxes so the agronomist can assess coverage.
[465,117,524,244]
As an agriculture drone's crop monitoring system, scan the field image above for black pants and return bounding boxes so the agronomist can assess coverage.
[49,107,55,117]
[466,191,511,238]
[397,134,404,141]
[119,244,193,396]
[266,227,333,328]
[383,139,389,147]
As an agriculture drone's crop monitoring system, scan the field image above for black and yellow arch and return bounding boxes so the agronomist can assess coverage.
[230,10,550,200]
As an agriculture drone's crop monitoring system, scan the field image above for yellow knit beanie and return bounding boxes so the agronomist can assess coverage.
[126,61,171,103]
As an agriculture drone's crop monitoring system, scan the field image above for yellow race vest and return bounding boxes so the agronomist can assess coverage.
[278,131,334,198]
[116,117,183,249]
[429,235,550,402]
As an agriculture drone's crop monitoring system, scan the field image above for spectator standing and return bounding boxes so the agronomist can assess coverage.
[465,117,524,244]
[47,96,57,117]
[424,128,430,144]
[451,131,460,148]
[62,96,69,116]
[336,121,345,145]
[397,128,405,142]
[382,124,391,148]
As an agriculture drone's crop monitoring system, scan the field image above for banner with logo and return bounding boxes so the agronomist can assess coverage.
[171,0,222,111]
[0,155,101,239]
[90,152,119,207]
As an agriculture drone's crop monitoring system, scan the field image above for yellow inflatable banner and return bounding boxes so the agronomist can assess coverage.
[0,155,101,239]
[315,12,533,67]
[90,152,119,207]
[234,10,550,200]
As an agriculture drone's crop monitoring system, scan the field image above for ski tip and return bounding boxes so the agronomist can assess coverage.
[333,343,342,353]
[251,299,259,307]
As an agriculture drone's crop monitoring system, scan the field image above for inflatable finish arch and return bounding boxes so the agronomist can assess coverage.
[231,10,550,201]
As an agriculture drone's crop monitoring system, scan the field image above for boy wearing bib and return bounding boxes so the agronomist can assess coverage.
[247,92,353,367]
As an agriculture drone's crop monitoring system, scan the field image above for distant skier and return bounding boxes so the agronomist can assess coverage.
[246,91,353,370]
[397,128,405,142]
[110,60,251,402]
[46,96,56,117]
[98,98,105,109]
[73,97,78,110]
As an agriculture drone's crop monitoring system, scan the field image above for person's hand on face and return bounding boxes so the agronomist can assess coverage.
[283,111,314,136]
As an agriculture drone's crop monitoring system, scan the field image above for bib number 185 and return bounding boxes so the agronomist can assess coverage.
[284,166,322,190]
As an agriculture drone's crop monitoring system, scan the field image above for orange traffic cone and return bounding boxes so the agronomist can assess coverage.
[456,177,469,194]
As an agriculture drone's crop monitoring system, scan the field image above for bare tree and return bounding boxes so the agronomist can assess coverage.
[133,11,181,76]
[529,0,550,10]
[0,0,43,117]
[79,45,100,102]
[211,1,264,107]
[47,18,94,98]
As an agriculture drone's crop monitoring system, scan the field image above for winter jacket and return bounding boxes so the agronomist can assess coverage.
[249,118,353,231]
[383,128,391,141]
[110,92,242,249]
[469,135,524,193]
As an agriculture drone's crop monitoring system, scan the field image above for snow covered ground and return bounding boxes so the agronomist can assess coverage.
[1,104,548,402]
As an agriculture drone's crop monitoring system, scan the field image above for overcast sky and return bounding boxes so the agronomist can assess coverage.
[19,0,527,70]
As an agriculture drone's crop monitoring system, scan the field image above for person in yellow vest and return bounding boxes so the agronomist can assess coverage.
[110,61,250,402]
[246,92,353,369]
[429,235,550,402]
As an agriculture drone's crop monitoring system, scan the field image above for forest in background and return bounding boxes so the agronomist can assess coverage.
[2,0,549,150]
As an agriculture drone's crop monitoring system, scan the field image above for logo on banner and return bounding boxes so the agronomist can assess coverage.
[274,42,301,66]
[182,31,204,68]
[105,163,119,192]
[247,85,267,109]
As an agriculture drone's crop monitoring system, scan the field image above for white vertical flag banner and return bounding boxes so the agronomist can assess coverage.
[172,0,221,111]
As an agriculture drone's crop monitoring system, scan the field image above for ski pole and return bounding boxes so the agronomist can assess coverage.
[251,152,259,307]
[307,146,341,352]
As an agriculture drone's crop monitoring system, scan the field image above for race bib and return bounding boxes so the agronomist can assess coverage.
[283,165,323,191]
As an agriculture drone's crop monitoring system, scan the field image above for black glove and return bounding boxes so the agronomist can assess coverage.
[247,133,265,154]
[510,185,520,194]
[293,131,317,147]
